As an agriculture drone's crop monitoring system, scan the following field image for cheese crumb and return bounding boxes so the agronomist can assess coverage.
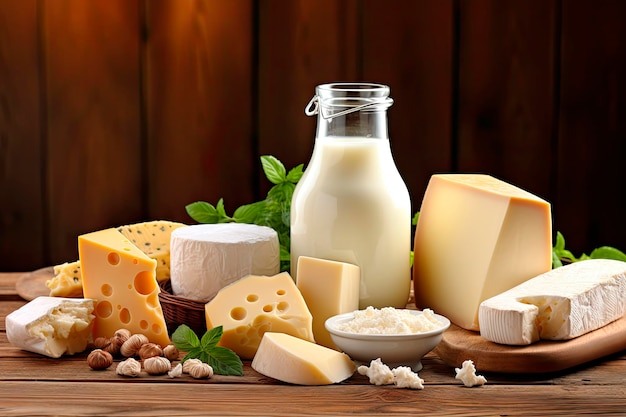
[337,306,441,334]
[455,360,487,387]
[358,358,425,389]
[358,358,394,385]
[168,363,183,378]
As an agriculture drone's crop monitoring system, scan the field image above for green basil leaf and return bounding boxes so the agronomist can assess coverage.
[589,246,626,261]
[412,212,420,226]
[205,346,244,376]
[201,326,223,350]
[286,163,304,183]
[233,201,265,223]
[261,155,286,184]
[172,324,200,351]
[185,201,220,224]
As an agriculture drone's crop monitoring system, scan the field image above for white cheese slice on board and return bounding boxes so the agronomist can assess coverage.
[170,223,280,302]
[6,297,95,358]
[479,259,626,345]
[252,332,355,385]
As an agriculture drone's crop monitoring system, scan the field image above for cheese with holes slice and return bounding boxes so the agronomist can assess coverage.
[296,256,360,349]
[6,297,95,358]
[413,174,552,331]
[170,223,280,302]
[205,272,314,359]
[78,228,170,347]
[479,259,626,345]
[252,332,356,385]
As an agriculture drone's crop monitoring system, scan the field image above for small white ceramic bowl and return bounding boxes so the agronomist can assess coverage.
[325,309,450,371]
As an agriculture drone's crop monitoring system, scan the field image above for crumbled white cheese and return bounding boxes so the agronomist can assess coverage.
[337,306,441,334]
[392,366,424,390]
[455,360,487,387]
[358,358,425,390]
[168,363,183,378]
[358,358,394,385]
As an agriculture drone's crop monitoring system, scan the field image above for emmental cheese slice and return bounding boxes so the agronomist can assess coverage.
[6,297,95,358]
[205,272,314,360]
[479,259,626,345]
[252,332,356,385]
[413,174,552,331]
[78,228,170,347]
[296,256,360,349]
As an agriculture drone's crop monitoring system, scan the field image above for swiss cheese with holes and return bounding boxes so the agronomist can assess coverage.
[78,228,170,347]
[204,272,314,359]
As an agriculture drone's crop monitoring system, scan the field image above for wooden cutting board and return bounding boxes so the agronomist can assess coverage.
[434,317,626,373]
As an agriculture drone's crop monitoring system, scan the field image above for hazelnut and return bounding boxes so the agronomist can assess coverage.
[120,333,149,357]
[182,358,203,374]
[116,357,142,377]
[163,344,180,361]
[138,342,163,361]
[188,362,214,379]
[87,349,113,370]
[144,356,171,375]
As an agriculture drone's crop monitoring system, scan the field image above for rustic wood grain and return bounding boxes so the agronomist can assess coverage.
[555,0,626,255]
[144,0,255,221]
[0,0,45,271]
[43,0,143,265]
[257,0,361,182]
[456,0,557,201]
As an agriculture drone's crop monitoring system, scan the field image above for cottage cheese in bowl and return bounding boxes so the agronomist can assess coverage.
[326,307,450,371]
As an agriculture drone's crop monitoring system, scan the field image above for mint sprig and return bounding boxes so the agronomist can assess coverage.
[172,325,243,376]
[185,155,303,272]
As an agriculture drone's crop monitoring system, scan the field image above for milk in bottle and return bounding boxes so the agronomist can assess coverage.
[290,83,411,309]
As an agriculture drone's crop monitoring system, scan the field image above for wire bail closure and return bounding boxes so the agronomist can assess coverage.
[304,95,393,120]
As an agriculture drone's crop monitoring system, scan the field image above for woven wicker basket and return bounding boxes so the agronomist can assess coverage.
[158,280,207,336]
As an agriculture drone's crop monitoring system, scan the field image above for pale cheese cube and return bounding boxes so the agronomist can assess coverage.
[296,256,360,349]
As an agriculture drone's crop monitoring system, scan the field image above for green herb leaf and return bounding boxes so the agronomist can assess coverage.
[172,325,243,376]
[261,155,287,184]
[233,201,265,224]
[172,324,200,351]
[286,164,304,183]
[589,246,626,261]
[185,201,220,224]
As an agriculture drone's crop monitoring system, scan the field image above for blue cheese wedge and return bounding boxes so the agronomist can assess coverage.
[478,259,626,345]
[6,297,95,358]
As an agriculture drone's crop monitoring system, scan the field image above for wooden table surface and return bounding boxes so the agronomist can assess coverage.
[1,271,625,416]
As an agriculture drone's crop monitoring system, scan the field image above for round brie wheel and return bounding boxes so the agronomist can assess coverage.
[169,223,280,302]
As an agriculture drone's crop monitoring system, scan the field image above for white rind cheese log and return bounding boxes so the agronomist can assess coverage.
[479,259,626,345]
[170,223,280,302]
[252,332,356,385]
[413,174,552,331]
[6,297,95,358]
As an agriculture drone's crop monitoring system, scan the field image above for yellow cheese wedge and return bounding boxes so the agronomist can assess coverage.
[78,228,170,347]
[46,261,83,297]
[296,256,360,349]
[251,332,356,385]
[413,174,552,331]
[205,272,314,360]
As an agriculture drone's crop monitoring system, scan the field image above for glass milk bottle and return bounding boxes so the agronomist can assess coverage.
[291,83,411,309]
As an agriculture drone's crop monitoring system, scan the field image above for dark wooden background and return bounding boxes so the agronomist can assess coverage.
[1,0,625,272]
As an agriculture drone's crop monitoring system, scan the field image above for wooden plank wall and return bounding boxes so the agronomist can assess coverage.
[1,0,624,272]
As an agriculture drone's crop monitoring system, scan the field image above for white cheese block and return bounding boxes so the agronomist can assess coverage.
[170,223,280,302]
[479,259,626,345]
[251,332,356,385]
[413,174,552,331]
[6,297,95,358]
